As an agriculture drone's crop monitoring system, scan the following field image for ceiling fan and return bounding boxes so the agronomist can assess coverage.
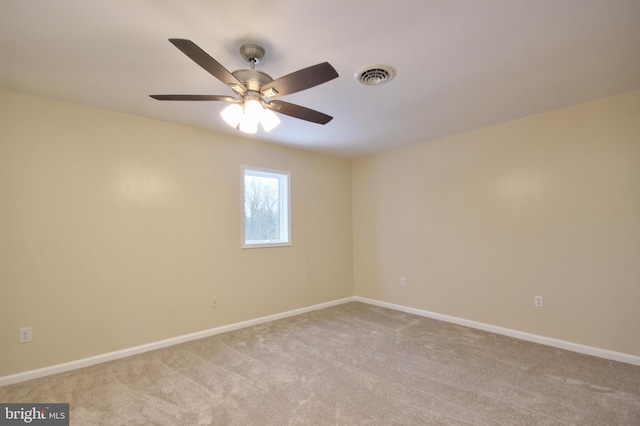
[150,39,339,133]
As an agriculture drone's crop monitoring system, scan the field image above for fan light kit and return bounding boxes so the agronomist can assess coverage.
[151,39,339,134]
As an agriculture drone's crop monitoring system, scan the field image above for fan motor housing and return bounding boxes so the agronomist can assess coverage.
[232,69,273,92]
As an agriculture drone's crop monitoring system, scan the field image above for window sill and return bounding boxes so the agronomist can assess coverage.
[242,241,291,249]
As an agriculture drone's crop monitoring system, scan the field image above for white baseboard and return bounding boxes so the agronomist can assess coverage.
[4,295,637,386]
[0,297,355,387]
[354,296,640,366]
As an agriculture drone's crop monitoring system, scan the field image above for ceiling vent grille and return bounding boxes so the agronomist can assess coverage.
[356,65,395,86]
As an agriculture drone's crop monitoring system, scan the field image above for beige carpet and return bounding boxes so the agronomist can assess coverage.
[2,302,639,425]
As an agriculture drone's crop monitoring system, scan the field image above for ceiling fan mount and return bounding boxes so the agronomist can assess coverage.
[239,43,265,64]
[150,39,339,130]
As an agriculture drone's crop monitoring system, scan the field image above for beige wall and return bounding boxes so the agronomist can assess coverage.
[2,88,639,378]
[0,90,353,376]
[353,90,640,356]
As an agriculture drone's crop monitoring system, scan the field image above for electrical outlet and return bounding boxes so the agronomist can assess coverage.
[211,297,219,308]
[534,295,544,308]
[19,327,32,344]
[400,277,406,286]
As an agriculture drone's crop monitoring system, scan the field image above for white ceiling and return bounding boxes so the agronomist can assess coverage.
[2,1,640,158]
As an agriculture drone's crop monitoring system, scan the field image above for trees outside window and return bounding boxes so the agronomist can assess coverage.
[242,167,290,247]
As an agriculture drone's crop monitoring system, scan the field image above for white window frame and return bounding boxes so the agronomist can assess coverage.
[242,166,291,248]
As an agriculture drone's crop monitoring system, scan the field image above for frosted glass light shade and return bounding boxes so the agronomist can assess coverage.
[244,100,263,122]
[260,108,280,132]
[239,117,258,133]
[238,100,261,134]
[221,104,242,127]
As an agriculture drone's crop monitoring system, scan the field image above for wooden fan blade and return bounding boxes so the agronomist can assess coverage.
[261,62,338,98]
[169,39,247,94]
[267,100,333,124]
[150,94,236,101]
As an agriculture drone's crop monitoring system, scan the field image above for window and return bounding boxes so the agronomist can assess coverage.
[242,166,290,248]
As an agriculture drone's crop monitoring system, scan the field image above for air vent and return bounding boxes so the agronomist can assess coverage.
[355,65,395,86]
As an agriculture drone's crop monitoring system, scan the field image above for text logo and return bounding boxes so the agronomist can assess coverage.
[0,404,69,425]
